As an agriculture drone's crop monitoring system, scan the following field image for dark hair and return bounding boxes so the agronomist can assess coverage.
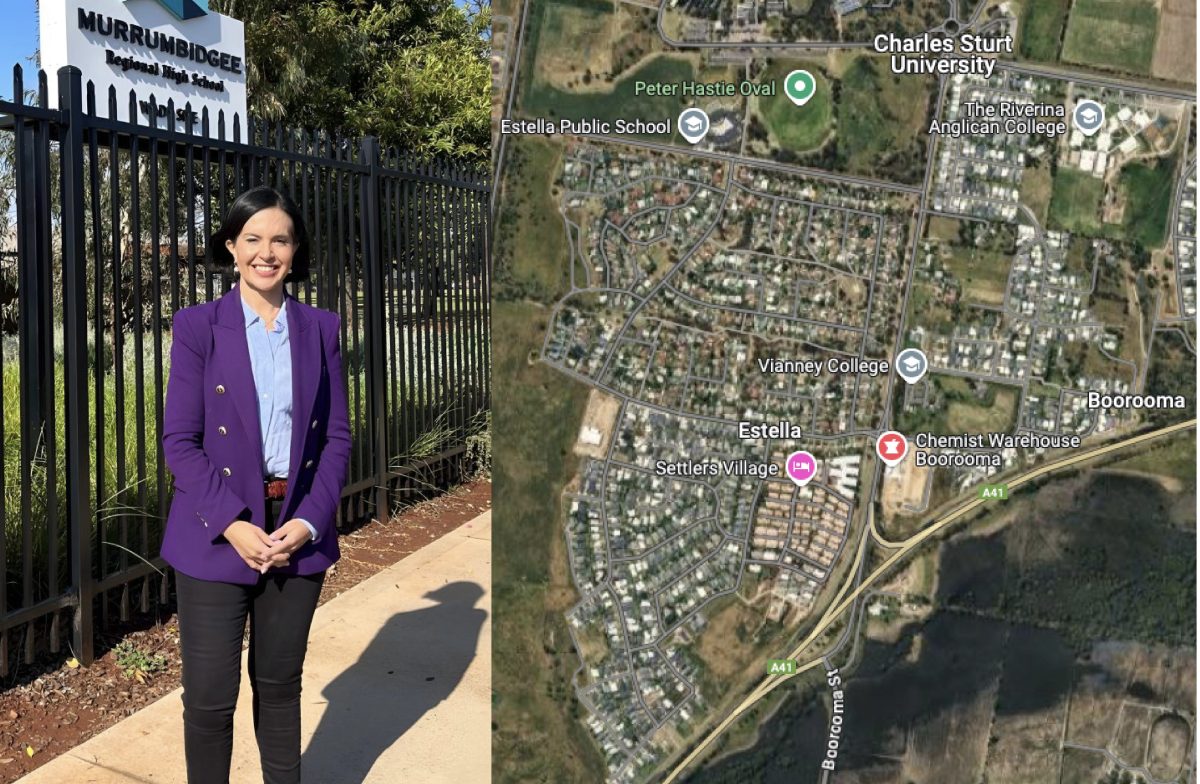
[209,186,310,283]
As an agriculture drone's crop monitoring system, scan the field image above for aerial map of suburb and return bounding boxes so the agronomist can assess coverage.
[490,1,1198,782]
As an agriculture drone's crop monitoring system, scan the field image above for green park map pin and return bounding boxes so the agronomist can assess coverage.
[784,69,816,107]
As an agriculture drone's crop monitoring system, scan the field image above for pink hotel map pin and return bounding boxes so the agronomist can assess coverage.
[785,450,818,487]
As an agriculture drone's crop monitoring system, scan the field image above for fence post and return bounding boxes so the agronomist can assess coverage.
[479,171,492,412]
[58,66,95,666]
[13,67,48,606]
[359,137,389,522]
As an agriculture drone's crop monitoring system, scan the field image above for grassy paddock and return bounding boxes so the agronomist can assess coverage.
[535,0,616,85]
[836,56,933,183]
[1019,163,1053,225]
[494,135,571,301]
[1061,0,1159,75]
[491,300,605,783]
[522,52,697,129]
[941,245,1013,306]
[1018,0,1069,62]
[1048,168,1105,235]
[898,375,1020,435]
[1114,157,1177,248]
[1109,433,1195,492]
[518,0,616,94]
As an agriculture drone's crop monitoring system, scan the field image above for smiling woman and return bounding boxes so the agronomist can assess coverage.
[227,207,294,288]
[213,186,311,293]
[158,185,351,783]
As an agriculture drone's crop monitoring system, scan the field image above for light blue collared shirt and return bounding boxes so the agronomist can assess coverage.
[241,296,319,544]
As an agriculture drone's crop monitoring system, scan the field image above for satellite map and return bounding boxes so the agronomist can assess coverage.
[490,1,1199,782]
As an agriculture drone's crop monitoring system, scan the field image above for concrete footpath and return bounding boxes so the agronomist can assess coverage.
[17,511,492,784]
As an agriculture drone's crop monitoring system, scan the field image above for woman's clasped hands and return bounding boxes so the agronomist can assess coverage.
[222,519,314,574]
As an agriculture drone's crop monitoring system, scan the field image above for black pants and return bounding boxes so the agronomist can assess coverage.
[175,497,326,784]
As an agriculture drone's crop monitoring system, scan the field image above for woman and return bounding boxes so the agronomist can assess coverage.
[159,185,351,784]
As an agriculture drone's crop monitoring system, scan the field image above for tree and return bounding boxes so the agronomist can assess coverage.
[209,0,491,162]
[31,1,490,160]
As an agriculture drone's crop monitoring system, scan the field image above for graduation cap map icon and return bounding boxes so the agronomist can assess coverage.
[677,108,710,144]
[1073,99,1104,137]
[895,348,928,384]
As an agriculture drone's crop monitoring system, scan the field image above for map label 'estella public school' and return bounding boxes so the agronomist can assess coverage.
[499,80,776,137]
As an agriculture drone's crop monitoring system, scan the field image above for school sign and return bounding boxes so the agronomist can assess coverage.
[38,0,247,137]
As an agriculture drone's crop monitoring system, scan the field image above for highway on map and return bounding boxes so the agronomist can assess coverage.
[662,417,1198,784]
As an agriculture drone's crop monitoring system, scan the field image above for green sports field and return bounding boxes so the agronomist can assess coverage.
[756,61,833,152]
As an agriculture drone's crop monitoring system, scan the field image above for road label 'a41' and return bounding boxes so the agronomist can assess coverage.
[978,484,1009,500]
[767,659,797,675]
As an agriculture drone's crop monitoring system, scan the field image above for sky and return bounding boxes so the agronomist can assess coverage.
[0,1,219,100]
[0,2,38,100]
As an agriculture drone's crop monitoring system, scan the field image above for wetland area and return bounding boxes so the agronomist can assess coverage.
[692,470,1195,783]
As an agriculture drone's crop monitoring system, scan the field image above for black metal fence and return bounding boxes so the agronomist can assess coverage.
[0,65,490,671]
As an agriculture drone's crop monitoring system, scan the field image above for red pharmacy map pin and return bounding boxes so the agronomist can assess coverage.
[875,431,908,467]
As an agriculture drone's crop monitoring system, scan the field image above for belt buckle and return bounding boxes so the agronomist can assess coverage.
[264,477,287,499]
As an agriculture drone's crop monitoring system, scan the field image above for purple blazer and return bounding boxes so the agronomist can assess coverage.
[159,283,351,584]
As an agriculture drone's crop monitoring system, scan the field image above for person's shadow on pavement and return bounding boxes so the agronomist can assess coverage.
[300,581,487,782]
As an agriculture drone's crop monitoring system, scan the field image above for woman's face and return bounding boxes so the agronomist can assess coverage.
[226,206,296,296]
